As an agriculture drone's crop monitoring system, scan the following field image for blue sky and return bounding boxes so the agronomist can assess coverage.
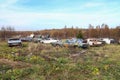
[0,0,120,31]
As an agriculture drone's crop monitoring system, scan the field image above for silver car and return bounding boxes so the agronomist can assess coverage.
[8,38,22,47]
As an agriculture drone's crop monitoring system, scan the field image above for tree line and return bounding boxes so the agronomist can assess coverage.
[0,24,120,41]
[0,26,15,40]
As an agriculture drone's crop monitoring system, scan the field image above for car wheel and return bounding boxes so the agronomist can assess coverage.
[8,44,12,47]
[19,43,22,47]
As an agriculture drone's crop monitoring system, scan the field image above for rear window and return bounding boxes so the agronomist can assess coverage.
[9,38,20,41]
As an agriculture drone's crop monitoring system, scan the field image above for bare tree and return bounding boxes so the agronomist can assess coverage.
[0,26,15,41]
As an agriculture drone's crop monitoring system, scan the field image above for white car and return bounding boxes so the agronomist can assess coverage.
[41,38,59,44]
[86,38,103,46]
[100,38,115,44]
[8,38,22,47]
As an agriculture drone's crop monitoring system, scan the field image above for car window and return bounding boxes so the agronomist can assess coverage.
[9,39,20,41]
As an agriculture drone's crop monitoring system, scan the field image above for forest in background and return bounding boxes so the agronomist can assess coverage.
[0,24,120,41]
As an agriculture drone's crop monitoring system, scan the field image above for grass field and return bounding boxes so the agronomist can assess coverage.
[0,42,120,80]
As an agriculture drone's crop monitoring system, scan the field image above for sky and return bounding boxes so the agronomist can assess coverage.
[0,0,120,31]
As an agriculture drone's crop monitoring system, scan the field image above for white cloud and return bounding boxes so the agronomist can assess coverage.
[0,10,119,28]
[83,2,104,8]
[0,0,19,8]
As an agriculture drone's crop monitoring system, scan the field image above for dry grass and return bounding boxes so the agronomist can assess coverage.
[0,42,120,80]
[0,58,31,69]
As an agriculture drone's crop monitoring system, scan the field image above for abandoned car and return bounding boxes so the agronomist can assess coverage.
[8,38,22,47]
[86,38,103,46]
